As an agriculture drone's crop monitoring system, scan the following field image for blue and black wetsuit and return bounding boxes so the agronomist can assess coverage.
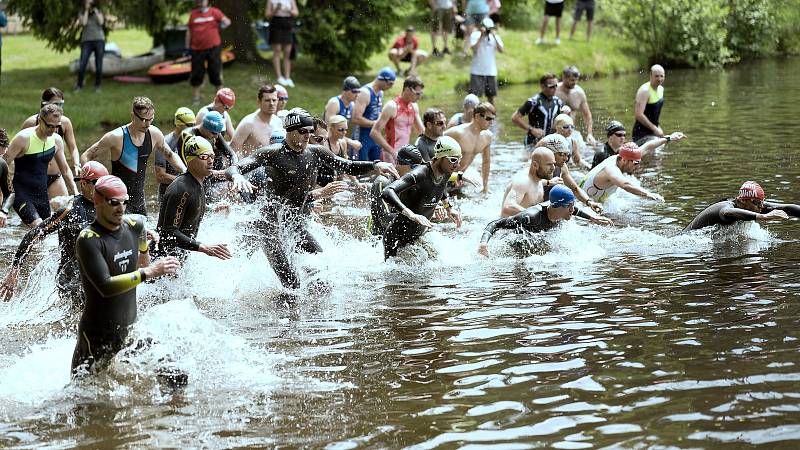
[480,202,592,244]
[12,132,57,224]
[682,200,800,232]
[353,85,383,161]
[112,126,152,216]
[72,215,148,375]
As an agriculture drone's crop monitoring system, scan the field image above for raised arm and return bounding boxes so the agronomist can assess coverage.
[764,201,800,218]
[154,131,187,173]
[81,131,117,164]
[640,132,686,155]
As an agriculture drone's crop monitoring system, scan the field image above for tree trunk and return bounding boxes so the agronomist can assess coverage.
[215,0,268,63]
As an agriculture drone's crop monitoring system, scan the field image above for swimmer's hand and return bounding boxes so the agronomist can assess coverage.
[547,177,564,187]
[146,229,160,245]
[375,162,400,179]
[200,243,232,260]
[433,205,447,221]
[647,192,665,202]
[0,211,6,227]
[590,215,613,226]
[402,208,433,228]
[212,202,230,214]
[758,210,789,221]
[144,256,181,279]
[587,200,604,214]
[448,209,462,228]
[654,126,664,137]
[315,181,349,200]
[1,269,19,302]
[668,131,686,142]
[586,134,597,146]
[478,243,489,256]
[231,174,255,194]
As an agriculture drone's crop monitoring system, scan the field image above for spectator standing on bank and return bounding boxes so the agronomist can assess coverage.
[537,0,564,45]
[186,0,231,105]
[76,0,106,92]
[430,0,457,56]
[462,0,489,54]
[570,0,595,40]
[265,0,299,87]
[468,17,503,104]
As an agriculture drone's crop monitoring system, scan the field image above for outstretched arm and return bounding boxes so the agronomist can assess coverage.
[764,201,800,218]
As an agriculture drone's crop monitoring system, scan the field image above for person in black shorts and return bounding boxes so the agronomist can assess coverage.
[537,0,565,45]
[226,108,398,291]
[154,135,231,262]
[1,162,108,307]
[265,0,299,87]
[682,181,800,232]
[186,0,231,105]
[381,136,463,259]
[570,0,595,40]
[72,175,179,377]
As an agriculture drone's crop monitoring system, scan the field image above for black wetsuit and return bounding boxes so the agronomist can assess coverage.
[381,164,451,259]
[154,173,206,260]
[682,200,800,232]
[591,142,616,169]
[480,202,592,244]
[228,142,377,288]
[111,127,152,216]
[369,174,398,236]
[517,93,564,146]
[178,127,238,201]
[11,194,95,307]
[414,134,437,162]
[0,158,13,216]
[72,215,148,374]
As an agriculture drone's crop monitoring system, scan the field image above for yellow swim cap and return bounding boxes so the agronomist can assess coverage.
[433,136,462,159]
[174,107,196,127]
[184,135,213,162]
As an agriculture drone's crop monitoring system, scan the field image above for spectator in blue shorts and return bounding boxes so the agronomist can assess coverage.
[570,0,595,40]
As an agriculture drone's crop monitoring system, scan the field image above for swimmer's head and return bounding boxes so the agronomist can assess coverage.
[283,108,314,151]
[184,135,214,162]
[397,144,424,167]
[736,181,765,212]
[215,87,236,110]
[606,120,626,137]
[463,93,480,109]
[75,161,109,182]
[202,110,226,135]
[270,128,287,144]
[275,84,289,107]
[174,107,196,127]
[93,175,128,206]
[539,133,570,155]
[549,184,576,208]
[618,142,642,161]
[433,136,462,160]
[377,67,397,82]
[554,114,574,134]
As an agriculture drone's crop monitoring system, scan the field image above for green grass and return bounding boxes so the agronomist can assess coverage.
[0,26,640,149]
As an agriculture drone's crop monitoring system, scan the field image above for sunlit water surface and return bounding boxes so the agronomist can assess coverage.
[1,58,800,448]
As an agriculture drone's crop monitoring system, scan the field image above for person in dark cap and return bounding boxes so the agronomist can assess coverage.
[388,26,428,76]
[368,144,425,236]
[323,75,361,123]
[591,120,685,169]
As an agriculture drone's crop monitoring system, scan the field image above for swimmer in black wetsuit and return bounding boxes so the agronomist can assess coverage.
[226,108,398,289]
[0,128,13,227]
[0,162,108,306]
[682,181,800,232]
[72,175,179,376]
[381,136,463,259]
[479,184,611,256]
[154,136,232,262]
[369,144,425,235]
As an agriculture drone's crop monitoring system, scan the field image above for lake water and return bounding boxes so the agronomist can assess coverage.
[1,58,800,448]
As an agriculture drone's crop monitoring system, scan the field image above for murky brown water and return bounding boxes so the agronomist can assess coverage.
[2,58,800,448]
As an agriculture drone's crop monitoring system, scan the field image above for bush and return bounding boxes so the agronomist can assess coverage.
[725,0,776,60]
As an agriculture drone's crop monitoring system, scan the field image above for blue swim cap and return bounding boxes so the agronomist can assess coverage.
[270,128,286,144]
[202,110,225,134]
[549,185,575,208]
[377,67,397,82]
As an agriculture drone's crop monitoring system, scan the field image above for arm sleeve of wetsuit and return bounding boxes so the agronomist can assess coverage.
[719,206,760,221]
[764,202,800,218]
[313,146,375,176]
[573,206,593,221]
[226,146,275,179]
[76,230,143,298]
[159,188,201,251]
[480,217,520,244]
[11,205,72,267]
[217,138,239,165]
[381,170,419,212]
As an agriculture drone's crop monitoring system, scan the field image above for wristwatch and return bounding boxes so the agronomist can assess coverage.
[665,136,671,142]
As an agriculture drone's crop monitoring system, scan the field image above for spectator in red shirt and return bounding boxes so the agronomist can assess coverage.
[388,27,428,77]
[186,0,231,105]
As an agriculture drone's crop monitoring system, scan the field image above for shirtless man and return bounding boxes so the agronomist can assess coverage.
[500,147,557,217]
[580,142,664,204]
[443,102,494,194]
[195,87,236,141]
[81,96,187,216]
[370,75,424,165]
[230,84,283,156]
[5,104,77,226]
[555,66,596,146]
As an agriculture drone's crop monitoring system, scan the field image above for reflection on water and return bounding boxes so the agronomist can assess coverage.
[2,58,800,448]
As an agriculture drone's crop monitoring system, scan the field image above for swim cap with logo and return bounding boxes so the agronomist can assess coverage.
[283,108,314,132]
[183,135,214,163]
[202,110,225,134]
[174,107,196,127]
[617,142,642,161]
[540,133,570,154]
[737,181,765,201]
[549,184,576,208]
[377,67,397,82]
[215,87,236,108]
[397,144,423,166]
[74,161,109,182]
[93,175,128,204]
[606,120,626,136]
[270,128,287,144]
[433,136,462,159]
[343,76,361,91]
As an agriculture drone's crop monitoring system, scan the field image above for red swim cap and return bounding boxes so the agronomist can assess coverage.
[216,87,236,108]
[93,175,128,204]
[618,142,642,161]
[75,161,109,181]
[737,181,765,201]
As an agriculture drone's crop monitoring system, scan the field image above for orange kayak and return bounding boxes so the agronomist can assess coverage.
[148,49,236,84]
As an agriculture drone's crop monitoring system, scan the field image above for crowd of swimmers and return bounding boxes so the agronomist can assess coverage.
[0,63,798,383]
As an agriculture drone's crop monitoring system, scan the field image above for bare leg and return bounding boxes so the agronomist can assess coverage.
[272,44,284,80]
[570,19,578,39]
[539,16,549,40]
[555,17,561,39]
[443,30,450,51]
[283,44,293,80]
[587,20,593,40]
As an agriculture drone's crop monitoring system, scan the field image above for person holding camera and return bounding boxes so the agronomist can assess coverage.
[468,17,503,104]
[76,0,106,92]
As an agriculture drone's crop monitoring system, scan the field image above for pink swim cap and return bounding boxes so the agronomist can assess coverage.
[617,142,642,161]
[93,175,128,204]
[737,181,765,201]
[75,161,109,181]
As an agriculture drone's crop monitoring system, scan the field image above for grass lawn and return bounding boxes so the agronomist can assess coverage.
[0,26,640,149]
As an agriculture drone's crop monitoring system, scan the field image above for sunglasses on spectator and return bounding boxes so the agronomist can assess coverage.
[103,197,130,207]
[43,121,61,130]
[545,84,558,89]
[412,90,424,97]
[336,127,347,132]
[434,120,446,126]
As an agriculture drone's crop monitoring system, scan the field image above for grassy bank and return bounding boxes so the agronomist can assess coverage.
[0,26,639,148]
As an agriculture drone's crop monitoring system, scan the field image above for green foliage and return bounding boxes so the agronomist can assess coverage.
[407,0,534,29]
[297,0,399,73]
[725,0,776,59]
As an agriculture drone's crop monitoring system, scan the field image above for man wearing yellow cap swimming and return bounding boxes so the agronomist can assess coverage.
[381,135,463,259]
